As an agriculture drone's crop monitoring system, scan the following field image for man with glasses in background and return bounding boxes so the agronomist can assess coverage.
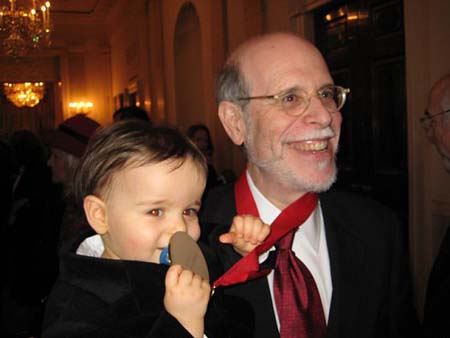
[201,32,421,338]
[421,74,450,172]
[421,73,450,338]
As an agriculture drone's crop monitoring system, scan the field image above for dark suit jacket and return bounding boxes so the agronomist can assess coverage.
[200,184,422,338]
[423,226,450,338]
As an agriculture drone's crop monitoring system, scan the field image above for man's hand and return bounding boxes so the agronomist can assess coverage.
[164,264,210,338]
[219,215,270,256]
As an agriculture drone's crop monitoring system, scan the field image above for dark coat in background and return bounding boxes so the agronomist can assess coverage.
[423,227,450,338]
[200,183,422,338]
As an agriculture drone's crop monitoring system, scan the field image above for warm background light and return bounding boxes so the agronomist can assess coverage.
[0,0,52,57]
[3,82,45,107]
[68,101,94,113]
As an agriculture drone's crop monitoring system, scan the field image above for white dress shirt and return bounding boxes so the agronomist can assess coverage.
[246,171,333,326]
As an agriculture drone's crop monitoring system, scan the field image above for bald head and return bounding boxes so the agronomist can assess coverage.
[229,32,320,66]
[428,73,450,114]
[216,33,330,106]
[425,73,450,172]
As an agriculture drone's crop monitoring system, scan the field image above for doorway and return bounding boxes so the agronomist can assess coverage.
[314,0,408,225]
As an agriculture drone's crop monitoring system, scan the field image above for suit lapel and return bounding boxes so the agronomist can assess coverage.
[205,185,369,337]
[321,196,366,337]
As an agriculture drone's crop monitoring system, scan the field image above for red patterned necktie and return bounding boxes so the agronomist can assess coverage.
[274,230,326,338]
[213,171,326,338]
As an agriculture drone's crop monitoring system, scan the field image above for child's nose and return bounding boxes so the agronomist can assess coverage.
[171,219,188,234]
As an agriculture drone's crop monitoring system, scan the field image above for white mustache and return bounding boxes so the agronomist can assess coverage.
[287,127,336,143]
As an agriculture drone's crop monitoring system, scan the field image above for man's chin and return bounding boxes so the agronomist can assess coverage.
[311,172,337,193]
[293,166,338,193]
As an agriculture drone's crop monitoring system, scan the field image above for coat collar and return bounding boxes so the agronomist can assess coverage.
[59,228,168,305]
[319,191,366,336]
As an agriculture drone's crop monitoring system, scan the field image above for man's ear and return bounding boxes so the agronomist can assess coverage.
[218,101,246,146]
[83,195,108,235]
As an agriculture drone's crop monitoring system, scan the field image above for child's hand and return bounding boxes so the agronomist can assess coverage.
[164,264,210,338]
[219,215,270,256]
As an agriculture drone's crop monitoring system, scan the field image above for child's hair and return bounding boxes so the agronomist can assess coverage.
[73,120,207,205]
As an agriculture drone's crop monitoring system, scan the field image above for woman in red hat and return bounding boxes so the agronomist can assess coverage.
[43,114,100,245]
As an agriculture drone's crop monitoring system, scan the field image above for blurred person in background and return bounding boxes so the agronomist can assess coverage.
[43,113,100,245]
[113,106,152,124]
[2,130,55,338]
[421,73,450,338]
[187,124,219,195]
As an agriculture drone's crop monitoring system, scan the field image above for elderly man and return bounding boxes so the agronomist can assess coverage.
[201,32,421,338]
[421,73,450,338]
[421,74,450,171]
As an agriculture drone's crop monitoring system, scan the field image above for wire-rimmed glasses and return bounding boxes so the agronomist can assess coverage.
[237,85,350,116]
[420,109,450,130]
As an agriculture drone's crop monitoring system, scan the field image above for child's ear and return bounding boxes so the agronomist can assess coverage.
[218,101,246,146]
[83,195,108,234]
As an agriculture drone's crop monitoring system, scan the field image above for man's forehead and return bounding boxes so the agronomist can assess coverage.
[239,36,331,90]
[428,75,450,107]
[240,34,313,62]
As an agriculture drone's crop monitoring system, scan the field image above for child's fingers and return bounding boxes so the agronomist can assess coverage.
[173,266,210,288]
[247,218,270,243]
[236,216,265,244]
[230,215,244,237]
[219,232,236,244]
[177,268,196,285]
[165,264,183,288]
[190,273,208,290]
[232,215,259,240]
[246,217,264,243]
[223,215,270,250]
[256,223,271,243]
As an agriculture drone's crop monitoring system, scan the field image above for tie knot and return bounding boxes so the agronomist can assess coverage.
[277,229,296,250]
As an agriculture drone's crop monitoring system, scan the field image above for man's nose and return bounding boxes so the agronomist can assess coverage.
[303,96,333,127]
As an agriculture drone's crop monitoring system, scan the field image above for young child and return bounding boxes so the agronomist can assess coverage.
[42,120,269,338]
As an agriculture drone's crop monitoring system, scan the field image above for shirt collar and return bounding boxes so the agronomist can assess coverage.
[77,234,104,257]
[246,171,321,252]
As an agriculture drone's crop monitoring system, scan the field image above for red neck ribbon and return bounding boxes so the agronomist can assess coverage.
[212,171,318,288]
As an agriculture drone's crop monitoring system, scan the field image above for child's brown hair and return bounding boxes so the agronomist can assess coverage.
[73,120,207,205]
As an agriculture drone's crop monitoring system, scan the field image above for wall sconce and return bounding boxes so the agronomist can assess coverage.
[68,101,94,113]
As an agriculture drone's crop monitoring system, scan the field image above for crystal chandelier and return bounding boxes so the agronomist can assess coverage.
[0,0,51,57]
[3,82,45,107]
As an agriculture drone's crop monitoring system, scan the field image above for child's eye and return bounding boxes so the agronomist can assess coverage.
[183,208,198,216]
[149,209,163,216]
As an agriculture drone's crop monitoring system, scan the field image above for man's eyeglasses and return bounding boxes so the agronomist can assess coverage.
[420,109,450,130]
[237,85,350,117]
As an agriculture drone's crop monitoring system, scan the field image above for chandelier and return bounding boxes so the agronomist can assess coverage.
[0,0,51,57]
[3,82,45,107]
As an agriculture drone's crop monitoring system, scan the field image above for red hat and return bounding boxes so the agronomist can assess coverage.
[43,114,100,158]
